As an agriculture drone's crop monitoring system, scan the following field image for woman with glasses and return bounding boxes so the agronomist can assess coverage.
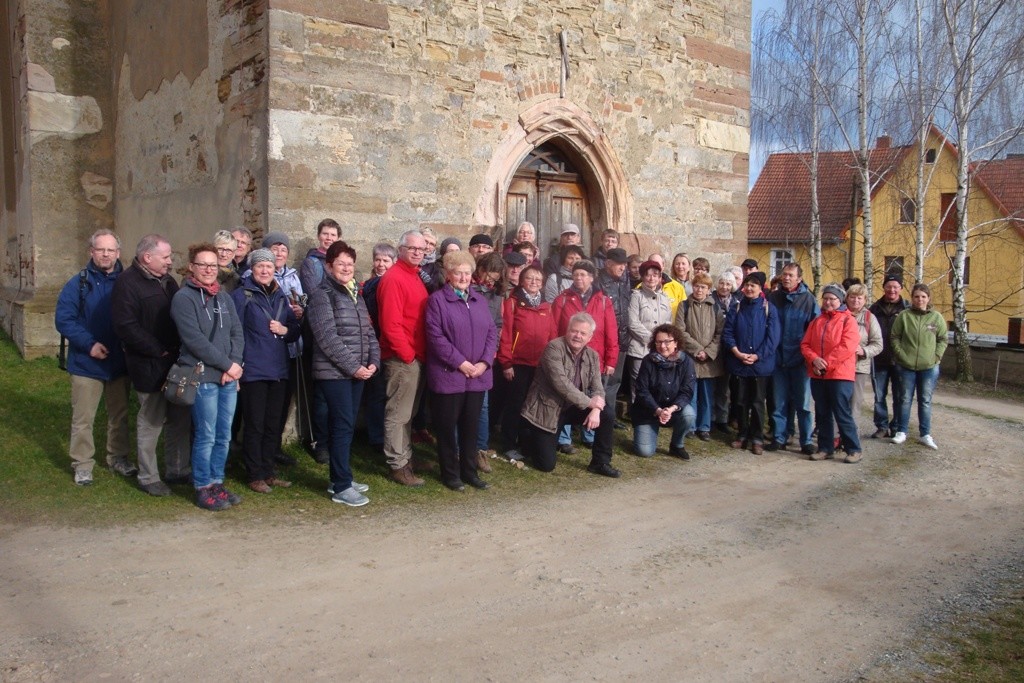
[497,265,556,461]
[800,283,862,462]
[231,249,301,491]
[170,243,245,511]
[212,230,241,293]
[631,323,697,459]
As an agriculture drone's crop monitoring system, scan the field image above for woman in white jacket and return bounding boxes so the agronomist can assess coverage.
[845,283,883,418]
[626,260,672,400]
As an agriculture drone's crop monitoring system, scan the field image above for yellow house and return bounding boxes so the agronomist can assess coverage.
[748,127,1024,336]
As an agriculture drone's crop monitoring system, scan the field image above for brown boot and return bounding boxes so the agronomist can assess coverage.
[391,463,424,487]
[477,449,494,473]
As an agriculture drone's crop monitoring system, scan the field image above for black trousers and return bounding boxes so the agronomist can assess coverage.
[432,391,484,485]
[735,375,768,444]
[522,403,615,473]
[501,364,536,450]
[240,379,288,481]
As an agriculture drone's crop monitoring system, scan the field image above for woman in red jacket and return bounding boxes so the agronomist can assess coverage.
[800,283,863,462]
[497,265,556,461]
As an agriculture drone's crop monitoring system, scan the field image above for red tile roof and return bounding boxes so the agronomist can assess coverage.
[972,156,1024,220]
[749,145,909,243]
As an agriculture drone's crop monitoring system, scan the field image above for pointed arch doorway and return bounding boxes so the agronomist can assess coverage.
[474,98,633,257]
[505,142,591,254]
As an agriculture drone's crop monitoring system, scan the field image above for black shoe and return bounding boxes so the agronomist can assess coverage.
[313,448,329,464]
[443,480,465,492]
[765,440,785,452]
[714,422,731,434]
[587,463,621,478]
[696,431,711,441]
[466,476,490,490]
[273,451,297,467]
[669,445,690,460]
[800,443,816,456]
[557,444,577,455]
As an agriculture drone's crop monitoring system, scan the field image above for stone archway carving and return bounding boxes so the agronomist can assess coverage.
[474,98,633,237]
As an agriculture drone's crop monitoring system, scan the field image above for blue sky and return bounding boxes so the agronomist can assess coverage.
[749,0,782,185]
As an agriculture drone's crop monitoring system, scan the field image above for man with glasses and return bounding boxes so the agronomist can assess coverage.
[111,234,192,496]
[377,230,430,486]
[55,230,133,486]
[231,227,253,274]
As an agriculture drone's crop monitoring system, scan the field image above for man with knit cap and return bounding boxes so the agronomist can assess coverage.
[468,233,495,259]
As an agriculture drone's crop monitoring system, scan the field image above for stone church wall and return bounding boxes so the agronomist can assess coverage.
[265,0,750,270]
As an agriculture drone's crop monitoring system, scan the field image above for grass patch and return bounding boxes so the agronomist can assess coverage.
[941,380,1024,406]
[925,590,1024,682]
[0,332,713,527]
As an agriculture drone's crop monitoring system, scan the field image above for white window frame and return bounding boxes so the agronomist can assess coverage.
[770,249,793,279]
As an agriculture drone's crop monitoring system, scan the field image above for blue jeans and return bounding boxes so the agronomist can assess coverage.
[191,381,238,489]
[633,405,696,457]
[872,364,903,432]
[895,365,939,436]
[691,377,715,433]
[321,378,365,491]
[772,365,813,446]
[477,391,490,450]
[810,379,861,454]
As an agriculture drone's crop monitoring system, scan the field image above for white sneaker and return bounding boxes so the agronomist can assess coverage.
[891,431,907,444]
[74,469,93,486]
[919,435,938,450]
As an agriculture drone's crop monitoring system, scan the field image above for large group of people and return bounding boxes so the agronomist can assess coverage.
[55,222,948,511]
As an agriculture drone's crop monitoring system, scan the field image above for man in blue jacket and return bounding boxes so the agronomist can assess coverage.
[766,263,820,455]
[55,230,133,486]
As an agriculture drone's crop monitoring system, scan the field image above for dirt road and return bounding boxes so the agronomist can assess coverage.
[2,391,1022,681]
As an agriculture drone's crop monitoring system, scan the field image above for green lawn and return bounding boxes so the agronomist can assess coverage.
[0,332,695,526]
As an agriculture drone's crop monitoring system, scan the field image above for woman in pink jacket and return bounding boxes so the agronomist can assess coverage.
[800,283,863,463]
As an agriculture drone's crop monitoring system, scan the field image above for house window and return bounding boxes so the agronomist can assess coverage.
[925,148,937,163]
[770,249,793,278]
[939,193,958,241]
[948,256,970,286]
[899,199,916,223]
[884,256,905,278]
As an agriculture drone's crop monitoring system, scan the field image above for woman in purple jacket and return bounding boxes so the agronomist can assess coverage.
[425,250,499,491]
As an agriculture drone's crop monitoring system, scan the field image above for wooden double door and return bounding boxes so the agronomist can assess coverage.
[504,143,591,255]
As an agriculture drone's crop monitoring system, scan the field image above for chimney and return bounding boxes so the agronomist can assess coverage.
[876,135,891,149]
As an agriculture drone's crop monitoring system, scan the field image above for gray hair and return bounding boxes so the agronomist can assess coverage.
[567,312,596,333]
[231,227,253,241]
[89,229,120,249]
[398,229,424,248]
[372,242,397,261]
[135,234,169,260]
[717,271,737,291]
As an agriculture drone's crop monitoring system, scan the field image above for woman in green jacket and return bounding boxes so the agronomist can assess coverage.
[889,284,947,449]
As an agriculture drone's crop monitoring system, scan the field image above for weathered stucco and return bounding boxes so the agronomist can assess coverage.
[113,0,268,274]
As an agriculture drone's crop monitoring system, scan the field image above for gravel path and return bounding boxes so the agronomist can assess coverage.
[2,391,1022,681]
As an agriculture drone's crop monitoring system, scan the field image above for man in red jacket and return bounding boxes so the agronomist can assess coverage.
[378,230,430,486]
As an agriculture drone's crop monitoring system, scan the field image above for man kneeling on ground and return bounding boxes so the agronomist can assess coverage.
[519,313,620,477]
